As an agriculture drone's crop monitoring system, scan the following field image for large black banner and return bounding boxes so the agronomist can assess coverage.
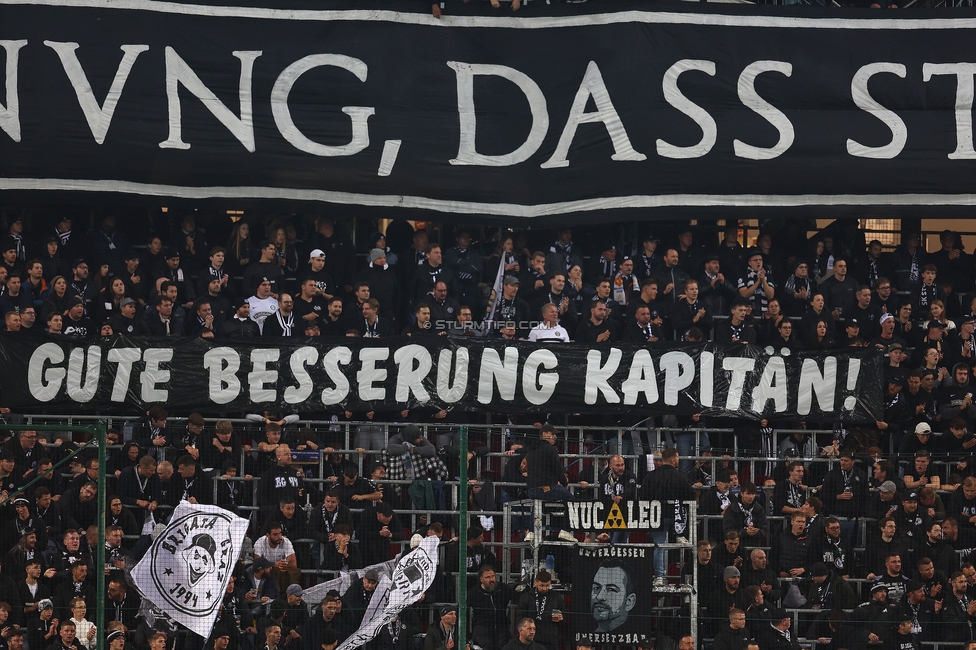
[0,334,883,419]
[3,1,976,222]
[573,545,652,646]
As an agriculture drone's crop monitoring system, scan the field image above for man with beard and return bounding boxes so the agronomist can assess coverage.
[502,619,545,650]
[892,579,939,641]
[942,571,976,643]
[850,582,895,648]
[589,559,637,634]
[917,520,959,576]
[810,517,853,578]
[515,571,563,650]
[468,565,511,650]
[598,455,637,544]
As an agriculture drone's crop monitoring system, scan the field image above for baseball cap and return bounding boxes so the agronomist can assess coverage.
[503,276,520,286]
[903,492,919,502]
[928,320,946,329]
[309,249,326,261]
[38,599,53,611]
[886,342,905,353]
[286,584,304,597]
[880,313,894,324]
[253,557,272,570]
[364,569,379,581]
[879,480,897,493]
[906,578,924,592]
[12,497,28,506]
[165,248,181,260]
[119,297,136,309]
[915,422,932,435]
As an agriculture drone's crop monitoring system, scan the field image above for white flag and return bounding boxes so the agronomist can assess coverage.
[336,535,441,650]
[130,501,249,638]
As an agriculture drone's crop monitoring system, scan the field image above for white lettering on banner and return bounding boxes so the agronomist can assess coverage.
[569,501,668,530]
[203,347,242,404]
[43,41,149,145]
[541,60,646,169]
[18,341,875,418]
[699,350,714,407]
[798,356,837,415]
[271,54,374,157]
[723,357,756,410]
[922,62,976,160]
[477,347,518,403]
[248,348,279,402]
[733,61,794,160]
[65,346,100,402]
[284,346,317,404]
[393,345,432,402]
[659,351,695,405]
[0,40,27,143]
[848,62,908,159]
[436,348,468,403]
[621,349,658,406]
[584,349,621,405]
[448,61,549,167]
[357,347,389,401]
[321,346,352,404]
[107,348,142,402]
[141,348,173,402]
[159,47,261,152]
[522,349,558,405]
[752,355,788,413]
[656,59,717,159]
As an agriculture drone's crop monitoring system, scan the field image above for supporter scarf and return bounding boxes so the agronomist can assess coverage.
[274,311,294,337]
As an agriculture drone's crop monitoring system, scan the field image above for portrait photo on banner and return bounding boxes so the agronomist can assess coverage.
[572,546,650,645]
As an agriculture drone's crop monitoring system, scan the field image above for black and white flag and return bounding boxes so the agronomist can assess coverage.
[336,535,440,650]
[130,501,249,638]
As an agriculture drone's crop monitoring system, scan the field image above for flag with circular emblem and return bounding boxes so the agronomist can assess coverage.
[130,501,249,638]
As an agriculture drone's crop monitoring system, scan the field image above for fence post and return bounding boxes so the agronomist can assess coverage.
[458,425,469,650]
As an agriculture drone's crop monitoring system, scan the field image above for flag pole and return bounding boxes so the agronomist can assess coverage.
[457,425,468,650]
[96,418,107,650]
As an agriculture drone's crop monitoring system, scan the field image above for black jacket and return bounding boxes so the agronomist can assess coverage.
[515,588,564,648]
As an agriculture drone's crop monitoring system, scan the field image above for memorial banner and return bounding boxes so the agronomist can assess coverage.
[0,334,883,419]
[573,545,652,646]
[3,1,976,221]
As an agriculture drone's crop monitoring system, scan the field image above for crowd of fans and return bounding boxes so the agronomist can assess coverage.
[2,213,976,649]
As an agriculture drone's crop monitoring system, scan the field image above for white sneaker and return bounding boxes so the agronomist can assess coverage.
[524,532,534,542]
[557,530,576,543]
[653,576,667,588]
